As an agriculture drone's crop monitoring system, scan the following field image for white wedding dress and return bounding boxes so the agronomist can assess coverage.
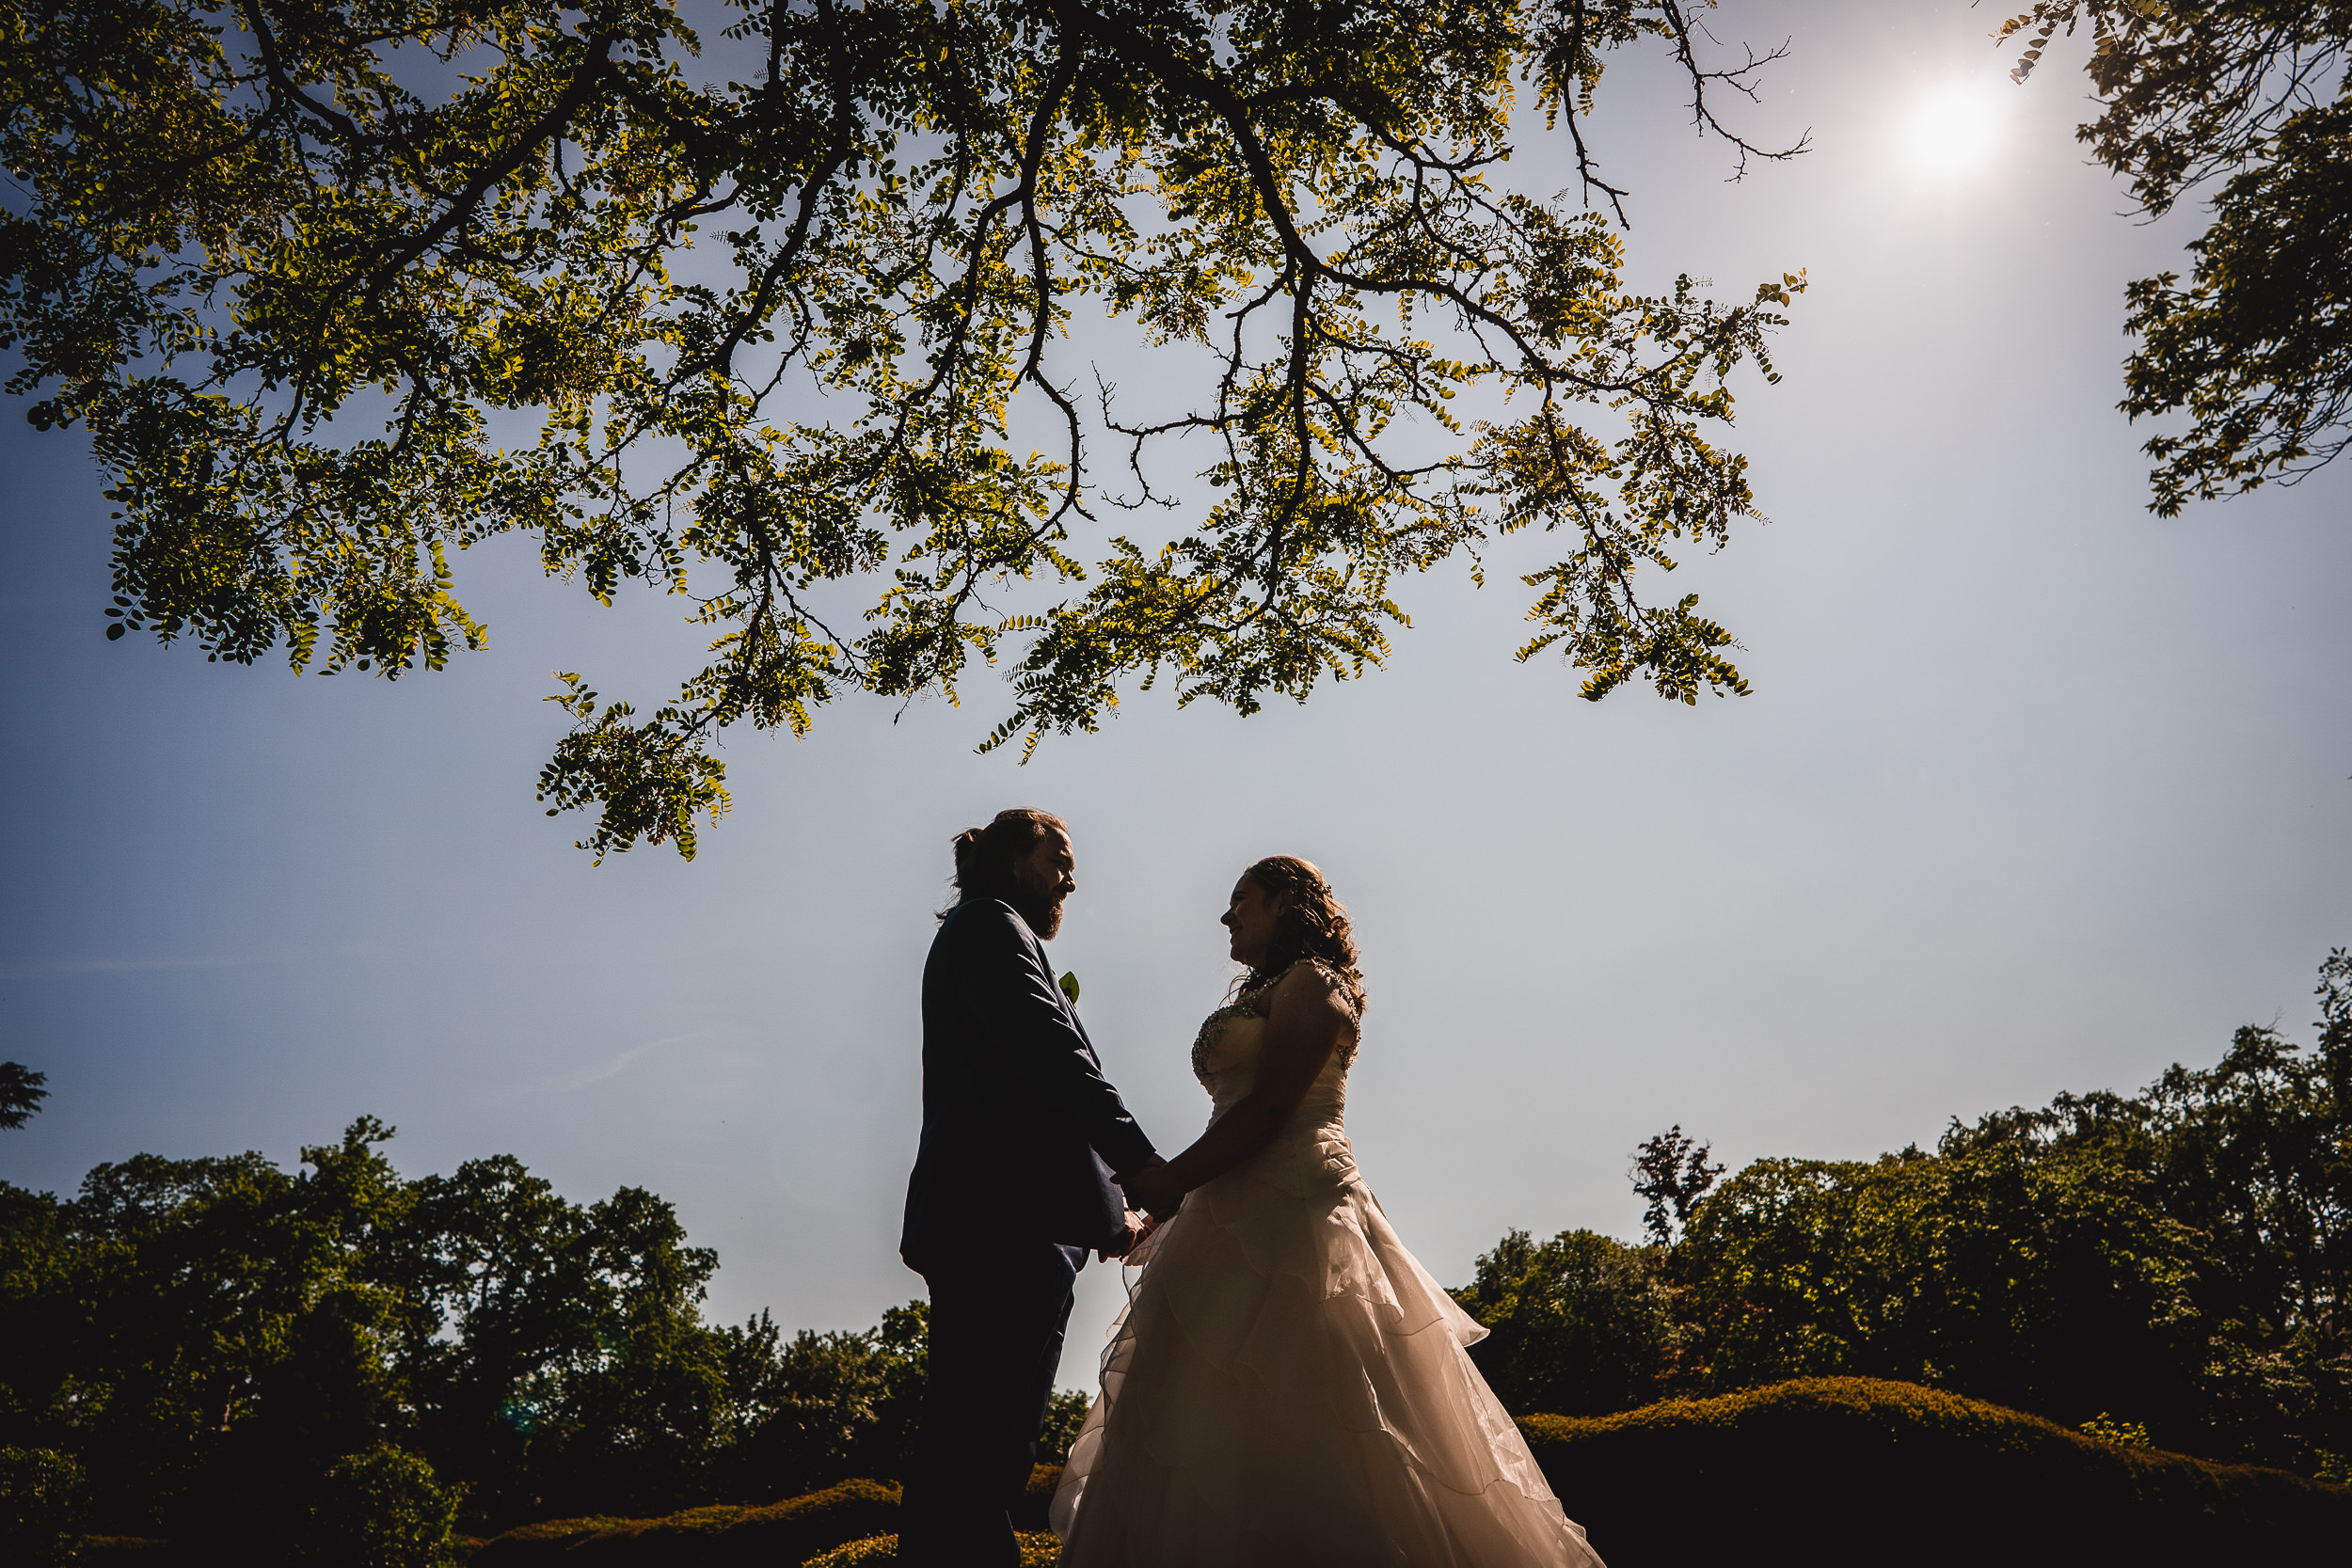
[1050,962,1606,1567]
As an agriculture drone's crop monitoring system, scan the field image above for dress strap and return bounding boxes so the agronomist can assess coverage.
[1273,957,1359,1017]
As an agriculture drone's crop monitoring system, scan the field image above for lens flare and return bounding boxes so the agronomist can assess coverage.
[1904,83,2010,176]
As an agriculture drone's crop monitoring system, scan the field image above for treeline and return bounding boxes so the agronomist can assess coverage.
[5,950,2345,1557]
[0,1122,1079,1548]
[1454,948,2352,1481]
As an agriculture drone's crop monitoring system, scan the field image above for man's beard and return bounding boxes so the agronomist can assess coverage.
[1009,878,1065,940]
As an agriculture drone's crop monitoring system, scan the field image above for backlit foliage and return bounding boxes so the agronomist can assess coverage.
[0,0,1802,857]
[1999,1,2352,515]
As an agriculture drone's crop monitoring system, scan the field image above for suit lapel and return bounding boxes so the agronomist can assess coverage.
[1025,923,1102,1065]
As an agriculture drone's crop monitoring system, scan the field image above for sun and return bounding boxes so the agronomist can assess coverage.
[1903,82,2010,176]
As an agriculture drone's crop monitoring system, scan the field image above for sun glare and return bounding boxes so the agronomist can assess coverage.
[1903,82,2010,177]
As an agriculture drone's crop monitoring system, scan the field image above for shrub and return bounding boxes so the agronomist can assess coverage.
[1013,1463,1060,1531]
[1037,1390,1091,1464]
[303,1447,463,1568]
[2080,1412,2153,1447]
[723,1306,930,1502]
[2,1447,89,1568]
[1451,1228,1681,1416]
[1519,1377,2352,1568]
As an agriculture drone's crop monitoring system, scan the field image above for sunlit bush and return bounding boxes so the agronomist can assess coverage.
[302,1447,462,1568]
[1,1447,88,1568]
[1450,1228,1682,1416]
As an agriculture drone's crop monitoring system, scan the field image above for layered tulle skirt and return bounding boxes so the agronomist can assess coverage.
[1050,1126,1604,1567]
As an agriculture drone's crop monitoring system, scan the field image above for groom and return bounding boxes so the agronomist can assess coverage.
[898,809,1182,1568]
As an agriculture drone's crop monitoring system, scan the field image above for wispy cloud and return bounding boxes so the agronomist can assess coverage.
[0,954,277,982]
[528,1035,695,1095]
[0,943,399,983]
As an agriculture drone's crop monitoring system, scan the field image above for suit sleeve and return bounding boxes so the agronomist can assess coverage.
[950,904,1160,1178]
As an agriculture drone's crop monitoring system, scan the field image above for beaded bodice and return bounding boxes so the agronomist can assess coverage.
[1189,959,1361,1142]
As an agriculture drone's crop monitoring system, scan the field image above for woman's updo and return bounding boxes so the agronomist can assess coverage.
[1240,855,1366,1013]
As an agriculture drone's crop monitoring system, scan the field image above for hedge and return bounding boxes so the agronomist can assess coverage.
[467,1466,1062,1568]
[1520,1376,2352,1568]
[798,1531,1060,1566]
[466,1480,897,1568]
[469,1386,2350,1567]
[63,1387,2352,1566]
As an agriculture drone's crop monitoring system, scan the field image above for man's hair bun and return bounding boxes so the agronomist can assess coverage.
[942,809,1068,916]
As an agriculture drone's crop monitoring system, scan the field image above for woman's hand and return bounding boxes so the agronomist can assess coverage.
[1100,1207,1162,1261]
[1120,1156,1185,1220]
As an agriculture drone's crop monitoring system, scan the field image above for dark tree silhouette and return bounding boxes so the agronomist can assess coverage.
[0,1063,47,1130]
[1630,1123,1724,1247]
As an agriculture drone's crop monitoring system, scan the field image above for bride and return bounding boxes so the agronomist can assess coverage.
[1052,857,1605,1567]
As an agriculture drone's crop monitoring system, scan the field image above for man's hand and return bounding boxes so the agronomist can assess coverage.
[1119,1157,1184,1221]
[1099,1208,1156,1261]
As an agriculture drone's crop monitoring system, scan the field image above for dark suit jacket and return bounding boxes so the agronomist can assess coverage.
[899,898,1158,1269]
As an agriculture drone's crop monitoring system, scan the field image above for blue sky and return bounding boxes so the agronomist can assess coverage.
[4,1,2347,1386]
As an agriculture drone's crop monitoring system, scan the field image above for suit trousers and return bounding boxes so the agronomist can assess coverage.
[898,1238,1087,1568]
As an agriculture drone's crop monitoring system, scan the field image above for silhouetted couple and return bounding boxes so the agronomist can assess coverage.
[898,809,1602,1567]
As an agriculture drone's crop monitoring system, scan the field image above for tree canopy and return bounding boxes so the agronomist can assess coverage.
[7,947,2346,1546]
[2002,0,2352,515]
[0,1117,956,1538]
[0,1062,48,1130]
[0,0,1803,857]
[1454,946,2352,1478]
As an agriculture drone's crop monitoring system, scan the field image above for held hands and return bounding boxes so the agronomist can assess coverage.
[1119,1156,1184,1222]
[1101,1207,1163,1261]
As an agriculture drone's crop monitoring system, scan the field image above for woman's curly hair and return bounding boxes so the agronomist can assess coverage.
[1239,855,1367,1014]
